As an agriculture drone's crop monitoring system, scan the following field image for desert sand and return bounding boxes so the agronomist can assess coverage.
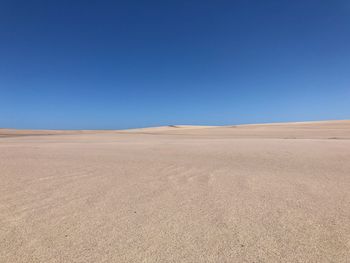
[1,120,350,262]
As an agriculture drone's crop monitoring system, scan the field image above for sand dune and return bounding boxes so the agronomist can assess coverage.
[118,125,218,133]
[0,125,215,137]
[1,120,350,262]
[119,120,350,139]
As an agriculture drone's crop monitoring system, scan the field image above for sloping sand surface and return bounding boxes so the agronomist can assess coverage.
[1,120,350,262]
[118,120,350,139]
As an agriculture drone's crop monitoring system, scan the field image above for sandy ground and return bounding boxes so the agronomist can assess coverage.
[1,120,350,262]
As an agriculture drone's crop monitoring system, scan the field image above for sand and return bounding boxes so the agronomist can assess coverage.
[1,120,350,262]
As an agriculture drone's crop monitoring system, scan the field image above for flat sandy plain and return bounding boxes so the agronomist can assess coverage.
[1,120,350,262]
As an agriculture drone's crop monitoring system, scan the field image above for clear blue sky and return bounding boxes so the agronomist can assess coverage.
[1,0,349,129]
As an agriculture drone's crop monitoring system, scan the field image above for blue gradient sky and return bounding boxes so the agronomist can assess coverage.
[1,0,349,129]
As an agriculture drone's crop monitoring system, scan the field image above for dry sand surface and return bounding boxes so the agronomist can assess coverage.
[1,120,350,262]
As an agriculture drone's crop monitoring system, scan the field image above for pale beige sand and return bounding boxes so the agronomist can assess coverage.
[1,120,350,262]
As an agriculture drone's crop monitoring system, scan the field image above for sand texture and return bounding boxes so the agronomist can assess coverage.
[1,120,350,262]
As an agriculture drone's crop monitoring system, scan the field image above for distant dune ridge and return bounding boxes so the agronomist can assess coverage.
[1,120,350,262]
[1,119,350,138]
